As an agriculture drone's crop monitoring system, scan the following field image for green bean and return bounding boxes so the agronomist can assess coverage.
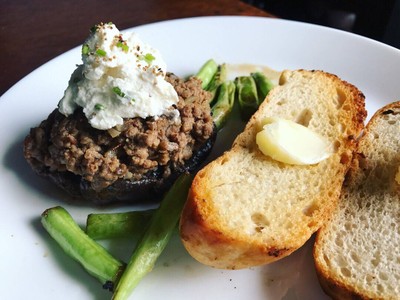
[207,63,227,103]
[195,59,218,89]
[86,210,154,240]
[235,76,259,121]
[112,173,193,300]
[41,206,125,291]
[251,72,274,105]
[211,80,236,130]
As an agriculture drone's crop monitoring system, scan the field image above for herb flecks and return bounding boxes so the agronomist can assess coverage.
[117,41,129,52]
[91,22,114,33]
[82,44,90,55]
[112,86,125,98]
[95,103,105,110]
[113,33,129,53]
[90,25,98,33]
[140,53,156,65]
[96,49,107,57]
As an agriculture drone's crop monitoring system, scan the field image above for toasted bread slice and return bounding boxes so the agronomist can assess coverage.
[313,102,400,299]
[179,69,366,269]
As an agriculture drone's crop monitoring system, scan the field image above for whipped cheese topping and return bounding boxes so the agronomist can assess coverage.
[58,22,179,130]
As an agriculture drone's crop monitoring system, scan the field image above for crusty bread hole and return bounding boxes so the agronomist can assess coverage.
[302,201,319,217]
[277,99,287,106]
[341,267,352,277]
[279,74,288,85]
[342,103,351,111]
[387,120,396,125]
[296,109,312,127]
[350,251,362,264]
[333,140,341,152]
[335,88,346,109]
[220,157,229,165]
[251,212,270,232]
[334,236,343,247]
[323,254,331,267]
[328,115,336,126]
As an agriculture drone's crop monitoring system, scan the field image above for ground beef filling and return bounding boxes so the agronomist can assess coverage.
[24,74,214,192]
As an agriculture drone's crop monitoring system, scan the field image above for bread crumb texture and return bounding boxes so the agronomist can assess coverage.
[314,102,400,299]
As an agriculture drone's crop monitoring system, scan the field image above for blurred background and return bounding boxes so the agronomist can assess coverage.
[243,0,400,49]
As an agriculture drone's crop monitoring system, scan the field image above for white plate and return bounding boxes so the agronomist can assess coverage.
[1,16,400,300]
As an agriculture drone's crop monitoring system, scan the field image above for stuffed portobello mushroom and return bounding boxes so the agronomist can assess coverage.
[23,23,216,205]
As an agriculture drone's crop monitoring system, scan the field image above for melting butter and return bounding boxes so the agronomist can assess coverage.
[256,117,332,165]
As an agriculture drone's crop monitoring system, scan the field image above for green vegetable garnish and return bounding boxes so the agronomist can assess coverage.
[251,72,274,105]
[41,206,124,288]
[116,41,129,53]
[95,103,105,110]
[112,174,193,300]
[140,53,155,65]
[235,76,259,121]
[90,25,98,33]
[211,81,236,129]
[82,44,90,55]
[86,210,154,240]
[112,87,125,98]
[96,49,107,57]
[195,59,218,90]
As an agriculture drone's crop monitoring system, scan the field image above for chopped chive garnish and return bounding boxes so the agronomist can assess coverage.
[95,103,105,110]
[90,25,98,33]
[116,41,129,53]
[82,44,90,55]
[140,53,156,65]
[95,49,107,57]
[130,98,136,104]
[112,87,125,97]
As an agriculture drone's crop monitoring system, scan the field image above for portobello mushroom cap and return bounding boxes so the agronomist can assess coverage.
[23,75,216,205]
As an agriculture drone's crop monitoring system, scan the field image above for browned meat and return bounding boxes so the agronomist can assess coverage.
[24,74,216,205]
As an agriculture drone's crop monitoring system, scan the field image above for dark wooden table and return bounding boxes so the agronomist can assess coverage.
[0,0,273,96]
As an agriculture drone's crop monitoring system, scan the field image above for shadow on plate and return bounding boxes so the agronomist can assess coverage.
[2,135,77,204]
[262,236,329,300]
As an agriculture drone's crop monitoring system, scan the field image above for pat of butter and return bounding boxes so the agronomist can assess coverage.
[256,117,332,165]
